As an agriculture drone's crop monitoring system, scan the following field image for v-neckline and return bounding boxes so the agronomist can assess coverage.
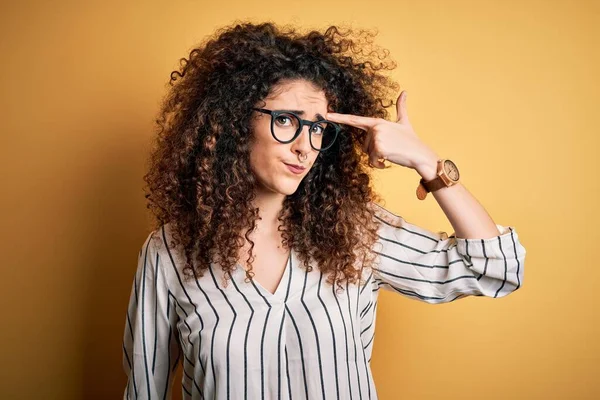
[234,249,293,301]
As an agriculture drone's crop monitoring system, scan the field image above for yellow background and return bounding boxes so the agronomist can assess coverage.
[1,0,598,398]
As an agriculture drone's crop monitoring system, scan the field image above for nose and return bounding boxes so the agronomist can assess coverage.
[292,124,314,154]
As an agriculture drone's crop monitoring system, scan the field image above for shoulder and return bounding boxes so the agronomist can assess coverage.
[368,200,404,227]
[139,222,181,262]
[368,201,451,241]
[138,223,184,286]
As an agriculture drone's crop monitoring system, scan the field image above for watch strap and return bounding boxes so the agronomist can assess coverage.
[416,159,458,200]
[421,175,448,192]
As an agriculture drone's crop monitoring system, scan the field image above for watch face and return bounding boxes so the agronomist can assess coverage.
[444,160,460,181]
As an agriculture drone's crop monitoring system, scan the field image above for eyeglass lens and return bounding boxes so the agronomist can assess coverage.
[271,112,337,151]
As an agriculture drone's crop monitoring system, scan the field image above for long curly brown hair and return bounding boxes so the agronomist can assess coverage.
[143,21,400,294]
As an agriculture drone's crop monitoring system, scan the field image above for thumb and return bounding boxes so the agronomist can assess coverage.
[396,91,409,124]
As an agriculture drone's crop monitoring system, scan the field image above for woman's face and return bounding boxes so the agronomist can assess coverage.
[249,79,331,196]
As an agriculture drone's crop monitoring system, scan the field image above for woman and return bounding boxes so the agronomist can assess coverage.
[122,21,526,399]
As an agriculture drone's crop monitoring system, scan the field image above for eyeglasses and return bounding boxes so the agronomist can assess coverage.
[252,108,341,152]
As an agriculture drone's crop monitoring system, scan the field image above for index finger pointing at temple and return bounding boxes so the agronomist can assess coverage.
[325,112,379,131]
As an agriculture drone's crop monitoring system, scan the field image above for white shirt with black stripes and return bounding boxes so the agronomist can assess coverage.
[122,202,526,399]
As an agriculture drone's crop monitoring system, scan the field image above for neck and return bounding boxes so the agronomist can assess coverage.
[252,186,286,234]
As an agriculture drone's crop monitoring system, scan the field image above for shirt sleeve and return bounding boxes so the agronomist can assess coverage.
[122,229,181,399]
[370,202,526,304]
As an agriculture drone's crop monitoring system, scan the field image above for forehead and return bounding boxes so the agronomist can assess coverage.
[265,80,328,107]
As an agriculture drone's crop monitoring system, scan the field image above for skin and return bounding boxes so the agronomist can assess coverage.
[326,91,502,240]
[236,78,331,287]
[241,81,502,293]
[248,78,330,232]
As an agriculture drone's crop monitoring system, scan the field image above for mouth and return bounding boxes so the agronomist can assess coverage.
[283,162,306,174]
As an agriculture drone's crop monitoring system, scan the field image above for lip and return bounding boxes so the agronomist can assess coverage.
[283,162,306,174]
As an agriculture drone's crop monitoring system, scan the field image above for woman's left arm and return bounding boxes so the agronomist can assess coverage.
[326,90,505,240]
[326,90,526,303]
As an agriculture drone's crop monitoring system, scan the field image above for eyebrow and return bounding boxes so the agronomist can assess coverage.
[279,109,326,121]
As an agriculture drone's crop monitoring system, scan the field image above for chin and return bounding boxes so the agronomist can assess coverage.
[277,181,302,196]
[280,174,308,194]
[258,176,301,196]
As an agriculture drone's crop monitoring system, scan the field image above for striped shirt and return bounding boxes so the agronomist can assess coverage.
[122,202,526,399]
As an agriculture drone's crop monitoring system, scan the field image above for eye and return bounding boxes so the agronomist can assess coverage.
[275,115,293,126]
[310,124,325,135]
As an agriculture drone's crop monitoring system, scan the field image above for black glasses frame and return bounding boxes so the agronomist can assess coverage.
[252,108,340,152]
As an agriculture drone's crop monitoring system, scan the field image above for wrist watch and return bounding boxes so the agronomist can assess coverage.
[416,159,460,200]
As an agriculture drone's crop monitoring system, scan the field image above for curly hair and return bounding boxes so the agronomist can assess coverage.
[143,20,401,294]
